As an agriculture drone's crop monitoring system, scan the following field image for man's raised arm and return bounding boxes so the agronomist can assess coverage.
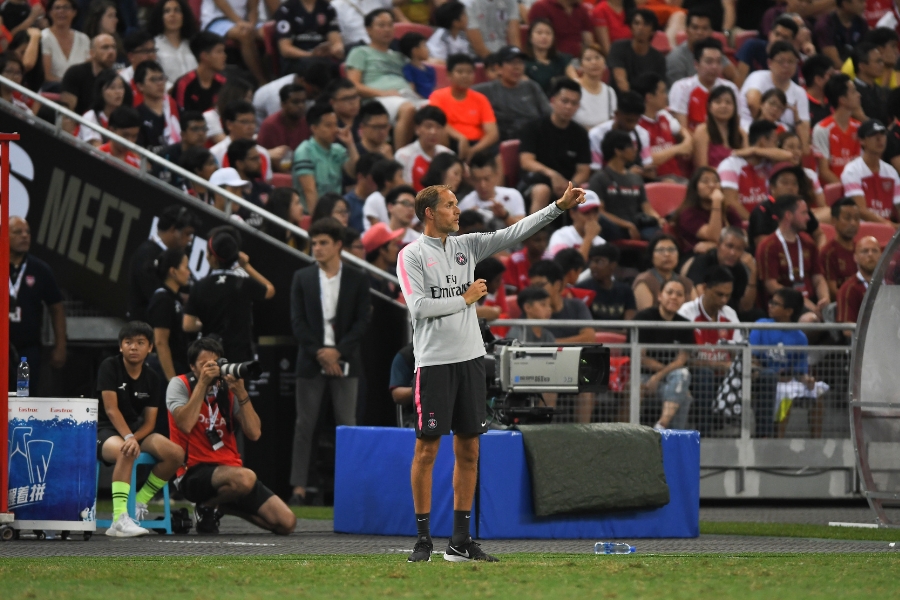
[469,182,586,262]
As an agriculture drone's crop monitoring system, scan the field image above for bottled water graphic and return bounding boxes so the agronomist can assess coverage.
[16,357,29,397]
[594,542,636,554]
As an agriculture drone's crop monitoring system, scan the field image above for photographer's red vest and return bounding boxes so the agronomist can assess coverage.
[168,374,243,477]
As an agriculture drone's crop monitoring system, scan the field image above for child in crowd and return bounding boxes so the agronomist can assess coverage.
[507,286,555,343]
[400,32,436,99]
[427,1,474,63]
[99,106,143,169]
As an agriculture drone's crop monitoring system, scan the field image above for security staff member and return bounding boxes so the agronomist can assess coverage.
[8,217,66,394]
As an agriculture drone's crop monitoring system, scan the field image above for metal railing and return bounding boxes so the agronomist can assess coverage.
[0,76,400,289]
[488,319,855,440]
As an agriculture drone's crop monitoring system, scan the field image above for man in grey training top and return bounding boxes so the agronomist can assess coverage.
[397,180,586,562]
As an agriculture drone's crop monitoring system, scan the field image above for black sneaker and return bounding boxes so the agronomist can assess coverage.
[407,538,433,562]
[194,505,220,535]
[444,537,499,562]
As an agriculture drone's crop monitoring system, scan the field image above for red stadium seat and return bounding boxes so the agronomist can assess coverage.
[506,295,521,319]
[433,63,450,90]
[824,183,844,206]
[474,62,487,84]
[262,21,280,78]
[819,222,836,244]
[500,139,520,188]
[651,31,670,54]
[855,222,897,247]
[595,332,626,344]
[393,23,434,40]
[645,181,687,218]
[612,239,649,251]
[733,30,759,53]
[300,215,312,230]
[272,173,292,188]
[188,0,201,23]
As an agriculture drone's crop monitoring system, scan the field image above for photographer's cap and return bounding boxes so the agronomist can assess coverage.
[209,167,250,188]
[578,190,602,213]
[858,119,887,138]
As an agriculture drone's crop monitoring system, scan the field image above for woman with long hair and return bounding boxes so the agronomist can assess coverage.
[83,0,125,67]
[420,152,470,196]
[264,187,306,249]
[9,29,45,92]
[79,69,131,146]
[146,248,192,381]
[692,85,746,168]
[776,130,828,220]
[524,19,575,94]
[632,233,696,311]
[573,44,617,129]
[312,193,351,227]
[41,0,90,84]
[673,166,743,255]
[0,55,38,114]
[147,0,198,84]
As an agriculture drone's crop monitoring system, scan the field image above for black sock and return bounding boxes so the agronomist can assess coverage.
[451,510,471,545]
[415,513,431,541]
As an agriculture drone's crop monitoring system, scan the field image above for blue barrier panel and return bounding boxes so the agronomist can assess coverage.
[334,426,476,538]
[478,429,699,539]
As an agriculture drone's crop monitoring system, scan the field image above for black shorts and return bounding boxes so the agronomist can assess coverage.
[414,357,487,438]
[96,422,141,465]
[177,463,274,516]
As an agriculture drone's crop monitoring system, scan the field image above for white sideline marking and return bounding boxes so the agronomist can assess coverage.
[158,540,278,546]
[828,522,879,529]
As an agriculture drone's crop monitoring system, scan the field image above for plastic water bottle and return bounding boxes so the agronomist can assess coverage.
[594,542,635,554]
[16,357,29,397]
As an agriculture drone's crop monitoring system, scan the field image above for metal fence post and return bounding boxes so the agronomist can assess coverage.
[629,325,641,424]
[740,339,752,440]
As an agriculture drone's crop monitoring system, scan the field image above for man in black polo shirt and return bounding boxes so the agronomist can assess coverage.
[575,244,637,321]
[96,321,184,537]
[60,33,118,114]
[518,78,591,213]
[171,32,227,114]
[183,227,275,362]
[227,139,273,229]
[273,0,344,74]
[8,217,66,394]
[683,226,759,319]
[126,205,199,322]
[154,111,208,187]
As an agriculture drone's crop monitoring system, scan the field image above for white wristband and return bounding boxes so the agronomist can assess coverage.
[124,434,134,441]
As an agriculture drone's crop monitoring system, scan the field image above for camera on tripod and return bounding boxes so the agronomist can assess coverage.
[216,358,262,380]
[483,340,610,426]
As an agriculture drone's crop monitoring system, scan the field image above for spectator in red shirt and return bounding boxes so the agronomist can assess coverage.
[99,105,143,169]
[503,227,550,292]
[592,0,634,55]
[528,0,596,57]
[837,234,881,336]
[819,197,861,300]
[674,166,743,255]
[257,83,310,155]
[718,120,792,219]
[633,72,693,181]
[840,118,900,225]
[755,194,830,322]
[813,73,862,184]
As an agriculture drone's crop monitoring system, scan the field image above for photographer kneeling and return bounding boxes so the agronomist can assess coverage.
[166,337,296,535]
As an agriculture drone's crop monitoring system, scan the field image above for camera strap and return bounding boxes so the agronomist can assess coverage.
[185,373,234,432]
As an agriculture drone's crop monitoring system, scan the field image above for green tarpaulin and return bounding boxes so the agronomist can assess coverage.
[516,423,670,517]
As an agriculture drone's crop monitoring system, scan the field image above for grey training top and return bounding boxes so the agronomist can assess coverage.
[397,202,563,368]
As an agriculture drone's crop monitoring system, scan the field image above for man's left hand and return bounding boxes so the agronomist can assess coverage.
[224,374,246,395]
[317,347,341,366]
[555,181,586,211]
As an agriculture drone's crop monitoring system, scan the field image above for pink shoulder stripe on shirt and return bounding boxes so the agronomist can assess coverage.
[397,242,415,297]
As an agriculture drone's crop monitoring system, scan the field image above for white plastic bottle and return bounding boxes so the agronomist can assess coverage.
[594,542,635,554]
[16,357,29,397]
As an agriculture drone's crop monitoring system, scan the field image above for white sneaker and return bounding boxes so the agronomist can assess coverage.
[105,513,150,538]
[135,502,149,523]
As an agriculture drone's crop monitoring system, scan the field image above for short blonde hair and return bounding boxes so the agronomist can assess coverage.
[415,185,451,222]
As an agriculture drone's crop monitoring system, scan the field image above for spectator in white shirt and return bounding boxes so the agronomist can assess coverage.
[458,149,526,230]
[147,0,198,84]
[385,185,422,245]
[427,1,475,63]
[545,190,606,260]
[393,105,453,191]
[363,158,406,230]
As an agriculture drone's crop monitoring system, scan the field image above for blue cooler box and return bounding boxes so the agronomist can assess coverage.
[8,397,98,534]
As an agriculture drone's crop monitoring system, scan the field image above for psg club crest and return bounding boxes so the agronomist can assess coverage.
[25,276,35,287]
[455,252,467,266]
[427,413,437,430]
[317,14,326,25]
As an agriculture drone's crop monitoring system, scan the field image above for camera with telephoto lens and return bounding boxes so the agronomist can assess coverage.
[216,358,262,380]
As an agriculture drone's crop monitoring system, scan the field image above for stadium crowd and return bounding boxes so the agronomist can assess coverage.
[5,0,900,533]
